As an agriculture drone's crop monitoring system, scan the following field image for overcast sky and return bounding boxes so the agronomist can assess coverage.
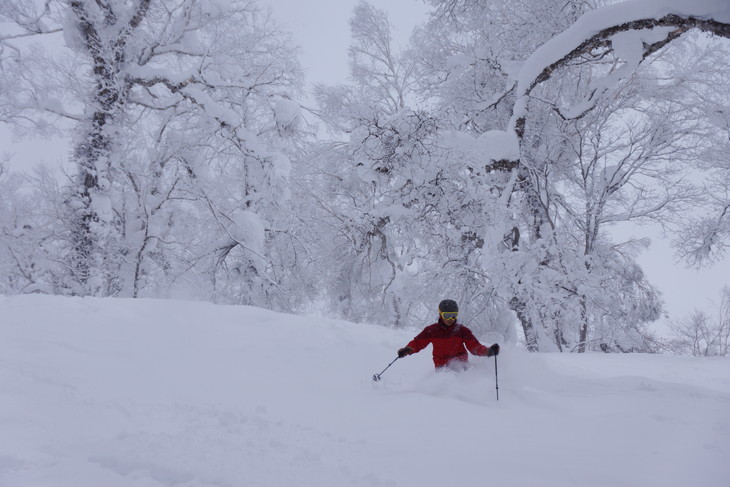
[265,0,428,87]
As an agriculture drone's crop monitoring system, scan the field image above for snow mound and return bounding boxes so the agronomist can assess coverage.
[1,294,728,487]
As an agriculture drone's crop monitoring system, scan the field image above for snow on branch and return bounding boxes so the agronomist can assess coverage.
[675,202,730,267]
[509,0,730,138]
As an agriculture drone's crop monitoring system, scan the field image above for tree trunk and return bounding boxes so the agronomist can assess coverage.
[577,296,588,353]
[66,0,150,295]
[510,296,539,351]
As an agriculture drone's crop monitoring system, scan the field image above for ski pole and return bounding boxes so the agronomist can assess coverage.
[494,354,499,401]
[372,356,399,382]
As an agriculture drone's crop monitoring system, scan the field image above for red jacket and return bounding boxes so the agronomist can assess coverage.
[407,320,489,368]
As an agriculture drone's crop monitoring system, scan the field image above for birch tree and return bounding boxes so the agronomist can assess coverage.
[502,0,730,350]
[414,0,730,350]
[310,1,429,325]
[1,0,304,303]
[668,287,730,356]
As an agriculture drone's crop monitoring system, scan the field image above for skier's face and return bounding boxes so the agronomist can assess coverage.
[440,311,457,326]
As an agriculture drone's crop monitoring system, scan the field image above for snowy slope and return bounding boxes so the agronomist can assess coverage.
[1,295,728,487]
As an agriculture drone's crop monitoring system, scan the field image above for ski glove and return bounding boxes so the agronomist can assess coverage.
[398,346,414,358]
[488,343,500,356]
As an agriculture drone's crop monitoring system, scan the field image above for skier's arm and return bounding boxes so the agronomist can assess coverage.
[407,327,435,354]
[462,328,490,356]
[398,328,432,357]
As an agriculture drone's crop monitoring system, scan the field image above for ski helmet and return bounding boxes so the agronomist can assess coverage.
[438,299,458,313]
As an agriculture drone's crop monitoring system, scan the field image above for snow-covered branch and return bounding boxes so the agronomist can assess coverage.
[510,1,730,138]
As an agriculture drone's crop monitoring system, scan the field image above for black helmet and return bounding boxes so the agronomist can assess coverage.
[438,299,458,313]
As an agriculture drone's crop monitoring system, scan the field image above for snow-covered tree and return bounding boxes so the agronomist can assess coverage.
[308,1,430,325]
[669,36,730,268]
[1,0,305,305]
[3,0,729,354]
[410,0,730,350]
[0,163,35,294]
[311,1,517,330]
[668,287,730,356]
[0,162,67,295]
[505,0,730,350]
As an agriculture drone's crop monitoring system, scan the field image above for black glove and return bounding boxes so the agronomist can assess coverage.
[398,346,414,358]
[489,343,500,356]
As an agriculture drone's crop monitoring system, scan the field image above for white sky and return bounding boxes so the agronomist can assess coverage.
[264,0,428,87]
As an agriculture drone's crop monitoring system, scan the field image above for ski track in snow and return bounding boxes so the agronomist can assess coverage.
[0,295,729,487]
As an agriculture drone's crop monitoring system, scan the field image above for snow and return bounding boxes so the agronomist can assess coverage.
[178,86,240,128]
[518,0,730,90]
[273,99,302,126]
[227,209,266,255]
[62,9,84,52]
[126,65,201,87]
[270,153,292,182]
[441,129,520,164]
[1,295,728,487]
[90,194,114,223]
[510,0,730,132]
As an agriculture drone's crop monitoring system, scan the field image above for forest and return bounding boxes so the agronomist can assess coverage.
[1,0,729,353]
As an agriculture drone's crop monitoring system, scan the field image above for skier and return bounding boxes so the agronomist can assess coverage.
[397,299,499,369]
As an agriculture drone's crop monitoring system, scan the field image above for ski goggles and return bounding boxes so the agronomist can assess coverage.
[440,311,458,320]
